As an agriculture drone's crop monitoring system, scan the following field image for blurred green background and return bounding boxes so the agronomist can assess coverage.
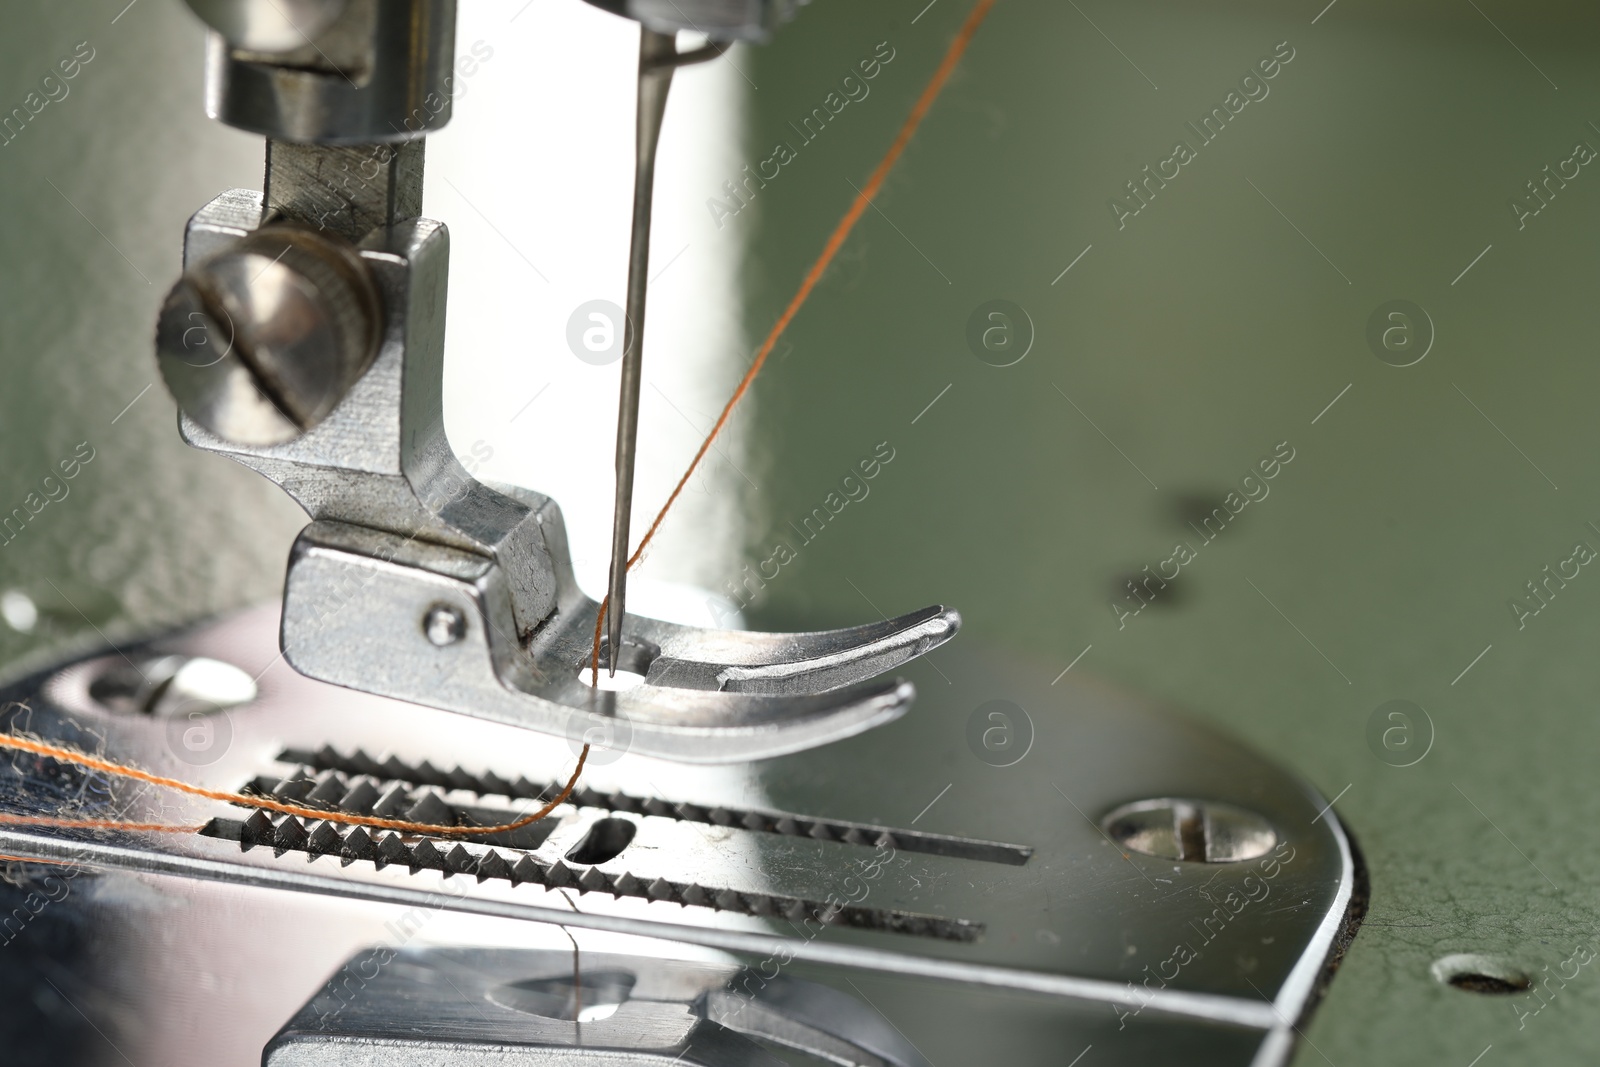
[4,0,1600,1062]
[735,1,1600,1062]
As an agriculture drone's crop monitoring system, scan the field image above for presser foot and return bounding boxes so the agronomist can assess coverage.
[281,519,960,764]
[155,191,960,763]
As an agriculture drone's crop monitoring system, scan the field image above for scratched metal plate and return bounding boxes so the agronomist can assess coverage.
[0,604,1353,1064]
[3,0,1598,1064]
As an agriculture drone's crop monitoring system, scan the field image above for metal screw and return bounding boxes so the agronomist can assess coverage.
[423,605,467,647]
[155,225,382,447]
[1101,798,1277,863]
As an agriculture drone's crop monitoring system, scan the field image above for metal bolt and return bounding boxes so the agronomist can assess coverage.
[423,605,467,647]
[155,225,382,447]
[1101,798,1277,863]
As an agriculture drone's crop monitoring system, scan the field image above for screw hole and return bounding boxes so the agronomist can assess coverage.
[1431,954,1532,994]
[575,639,658,691]
[423,604,467,647]
[1102,798,1276,863]
[88,655,257,717]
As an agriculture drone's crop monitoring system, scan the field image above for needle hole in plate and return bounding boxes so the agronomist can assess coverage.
[565,817,637,865]
[577,639,659,691]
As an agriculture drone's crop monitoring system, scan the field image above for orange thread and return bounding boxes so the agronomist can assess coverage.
[593,0,998,674]
[0,731,588,838]
[0,851,96,866]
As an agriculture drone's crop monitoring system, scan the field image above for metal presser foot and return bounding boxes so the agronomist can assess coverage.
[146,1,958,764]
[156,190,958,763]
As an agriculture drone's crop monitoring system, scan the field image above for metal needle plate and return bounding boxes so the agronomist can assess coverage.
[0,605,1361,1065]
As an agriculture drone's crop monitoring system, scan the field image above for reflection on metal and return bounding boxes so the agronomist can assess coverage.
[1102,798,1278,863]
[266,948,933,1066]
[580,0,811,41]
[0,606,1359,1064]
[156,224,384,446]
[87,654,258,718]
[198,0,460,143]
[184,0,350,54]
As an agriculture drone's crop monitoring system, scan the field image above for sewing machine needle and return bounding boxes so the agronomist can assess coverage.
[605,29,677,676]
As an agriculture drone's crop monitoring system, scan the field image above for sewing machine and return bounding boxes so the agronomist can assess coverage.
[36,0,1600,1063]
[0,2,1359,1063]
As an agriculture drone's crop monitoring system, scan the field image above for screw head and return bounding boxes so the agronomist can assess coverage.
[155,225,382,446]
[423,604,467,647]
[1102,798,1277,863]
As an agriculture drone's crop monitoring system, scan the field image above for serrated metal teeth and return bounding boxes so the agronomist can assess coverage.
[409,839,443,874]
[306,821,343,858]
[338,780,379,815]
[474,850,511,883]
[478,771,514,797]
[274,816,309,856]
[240,810,274,850]
[303,772,346,807]
[443,844,478,878]
[340,826,376,866]
[200,814,982,943]
[273,746,1031,867]
[271,773,316,802]
[510,856,542,886]
[374,832,410,870]
[403,792,454,827]
[370,783,410,818]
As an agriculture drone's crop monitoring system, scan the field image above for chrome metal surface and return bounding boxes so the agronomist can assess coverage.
[87,654,259,718]
[265,948,932,1066]
[582,0,811,41]
[0,606,1358,1063]
[265,139,427,242]
[157,223,383,445]
[281,521,957,762]
[605,28,680,677]
[162,191,958,762]
[1103,799,1279,864]
[185,0,350,54]
[198,0,458,144]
